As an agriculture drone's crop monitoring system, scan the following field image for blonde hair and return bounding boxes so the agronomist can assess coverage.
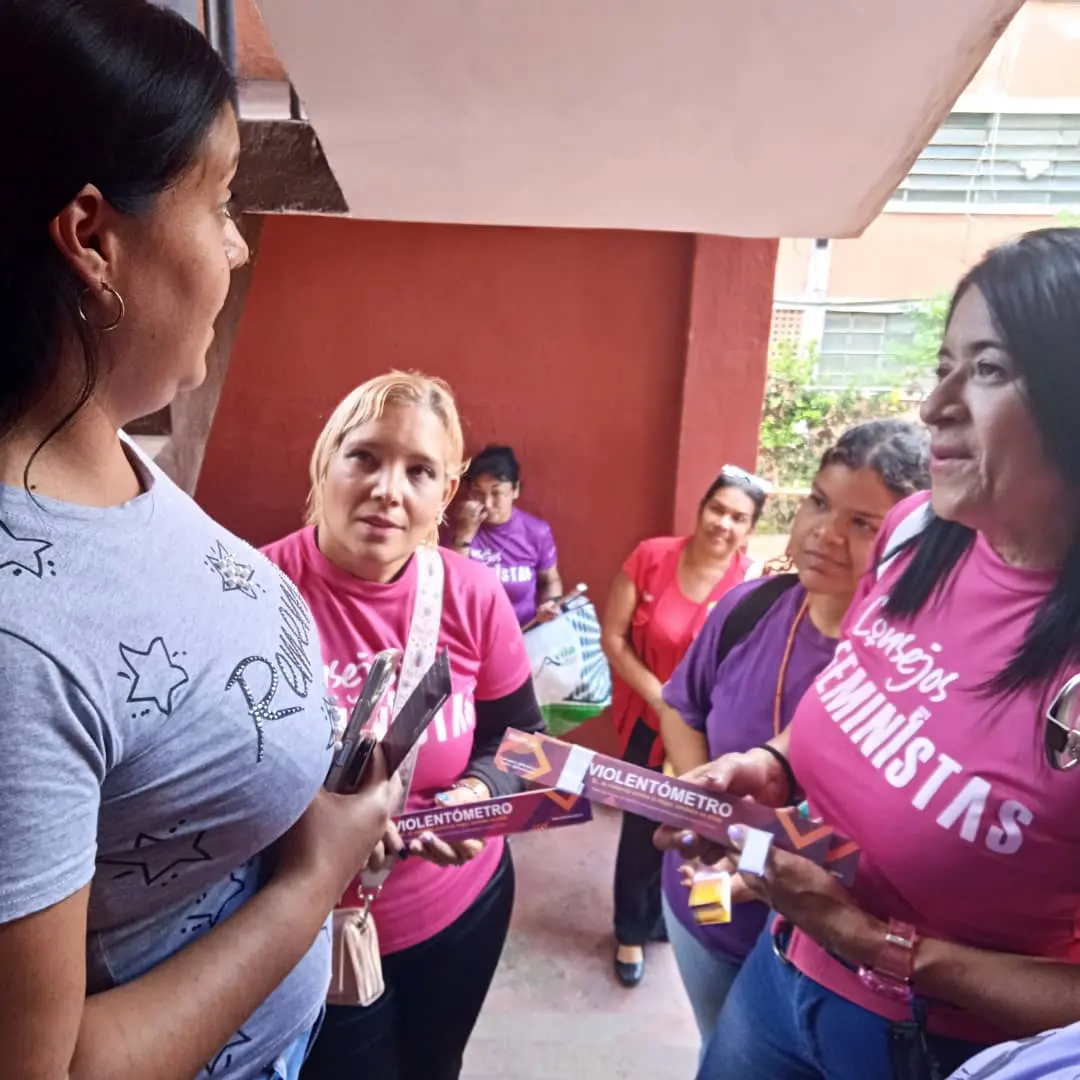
[305,370,466,528]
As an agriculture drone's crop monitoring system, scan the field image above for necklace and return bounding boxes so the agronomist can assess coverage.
[773,594,811,737]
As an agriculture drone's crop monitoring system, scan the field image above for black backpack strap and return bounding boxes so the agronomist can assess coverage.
[716,573,801,670]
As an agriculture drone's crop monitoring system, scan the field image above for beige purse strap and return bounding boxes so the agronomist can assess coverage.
[359,543,445,895]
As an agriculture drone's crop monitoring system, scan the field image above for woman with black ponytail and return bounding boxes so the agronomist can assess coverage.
[0,3,395,1078]
[660,228,1080,1080]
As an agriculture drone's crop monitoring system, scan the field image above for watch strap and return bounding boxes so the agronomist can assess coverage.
[859,919,918,1001]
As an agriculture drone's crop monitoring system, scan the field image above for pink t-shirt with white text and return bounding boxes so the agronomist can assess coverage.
[262,528,531,954]
[787,493,1080,1042]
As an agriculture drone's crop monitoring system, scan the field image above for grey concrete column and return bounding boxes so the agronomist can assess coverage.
[154,0,201,27]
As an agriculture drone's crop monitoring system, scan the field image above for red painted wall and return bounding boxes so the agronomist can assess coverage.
[674,236,777,534]
[198,217,696,606]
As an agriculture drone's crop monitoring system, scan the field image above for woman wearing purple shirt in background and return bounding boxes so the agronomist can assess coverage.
[449,446,563,625]
[948,1023,1080,1079]
[658,420,930,1050]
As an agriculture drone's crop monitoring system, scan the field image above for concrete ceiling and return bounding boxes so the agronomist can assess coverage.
[254,0,1023,238]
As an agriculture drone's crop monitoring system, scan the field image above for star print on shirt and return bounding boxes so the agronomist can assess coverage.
[118,637,189,716]
[205,540,259,600]
[183,869,249,937]
[205,1029,253,1076]
[0,520,55,579]
[322,694,341,750]
[98,828,213,886]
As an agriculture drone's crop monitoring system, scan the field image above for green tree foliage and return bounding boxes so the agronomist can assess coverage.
[755,295,947,532]
[758,343,916,490]
[888,293,950,377]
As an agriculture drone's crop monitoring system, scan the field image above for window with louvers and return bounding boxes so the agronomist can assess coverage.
[890,113,1080,208]
[817,310,915,384]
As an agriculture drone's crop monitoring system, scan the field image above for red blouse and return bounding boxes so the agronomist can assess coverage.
[610,535,751,765]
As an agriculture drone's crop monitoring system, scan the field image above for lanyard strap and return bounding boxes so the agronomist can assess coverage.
[772,595,810,737]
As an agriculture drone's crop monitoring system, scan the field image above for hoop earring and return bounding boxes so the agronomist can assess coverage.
[77,281,126,333]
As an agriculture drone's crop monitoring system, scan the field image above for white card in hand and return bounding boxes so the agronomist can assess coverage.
[737,826,774,877]
[555,744,595,795]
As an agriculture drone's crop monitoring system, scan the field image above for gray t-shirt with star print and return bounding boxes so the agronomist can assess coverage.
[0,444,335,1079]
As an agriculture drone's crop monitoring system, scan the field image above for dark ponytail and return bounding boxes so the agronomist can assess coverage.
[0,0,235,440]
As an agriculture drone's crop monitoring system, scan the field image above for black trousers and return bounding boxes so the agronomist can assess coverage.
[302,849,514,1080]
[612,719,665,947]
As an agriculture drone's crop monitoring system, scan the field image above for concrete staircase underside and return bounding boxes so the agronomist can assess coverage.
[235,80,347,216]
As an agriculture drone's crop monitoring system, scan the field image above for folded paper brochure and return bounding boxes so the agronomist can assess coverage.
[394,786,592,843]
[495,728,860,885]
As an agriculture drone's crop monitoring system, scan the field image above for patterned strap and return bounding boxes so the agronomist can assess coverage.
[360,544,445,892]
[387,544,445,811]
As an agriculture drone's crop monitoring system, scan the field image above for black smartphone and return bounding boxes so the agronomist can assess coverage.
[382,648,452,777]
[326,648,453,794]
[325,650,399,794]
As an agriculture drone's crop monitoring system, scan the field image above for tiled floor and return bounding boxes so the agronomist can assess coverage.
[462,805,699,1080]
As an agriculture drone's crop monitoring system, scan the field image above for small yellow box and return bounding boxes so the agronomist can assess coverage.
[688,870,732,925]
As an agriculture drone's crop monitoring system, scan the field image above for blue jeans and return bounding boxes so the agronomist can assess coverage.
[261,1011,323,1080]
[661,891,741,1052]
[697,929,987,1080]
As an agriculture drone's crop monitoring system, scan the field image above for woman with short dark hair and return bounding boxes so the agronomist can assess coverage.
[0,4,394,1077]
[448,445,563,625]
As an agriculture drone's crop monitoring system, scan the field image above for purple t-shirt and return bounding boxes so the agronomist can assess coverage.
[949,1026,1080,1079]
[465,508,557,625]
[660,578,836,964]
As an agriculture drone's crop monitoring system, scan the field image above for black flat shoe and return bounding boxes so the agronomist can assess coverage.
[614,953,645,987]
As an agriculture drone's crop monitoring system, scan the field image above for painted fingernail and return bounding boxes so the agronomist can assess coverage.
[678,830,696,849]
[397,848,409,860]
[728,824,745,845]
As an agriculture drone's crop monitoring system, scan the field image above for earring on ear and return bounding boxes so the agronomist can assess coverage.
[77,281,126,332]
[762,541,795,577]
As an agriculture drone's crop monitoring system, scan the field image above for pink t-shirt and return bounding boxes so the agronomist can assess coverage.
[786,493,1080,1042]
[262,528,531,955]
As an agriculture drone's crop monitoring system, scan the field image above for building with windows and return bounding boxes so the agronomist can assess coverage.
[144,0,1025,621]
[773,0,1080,382]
